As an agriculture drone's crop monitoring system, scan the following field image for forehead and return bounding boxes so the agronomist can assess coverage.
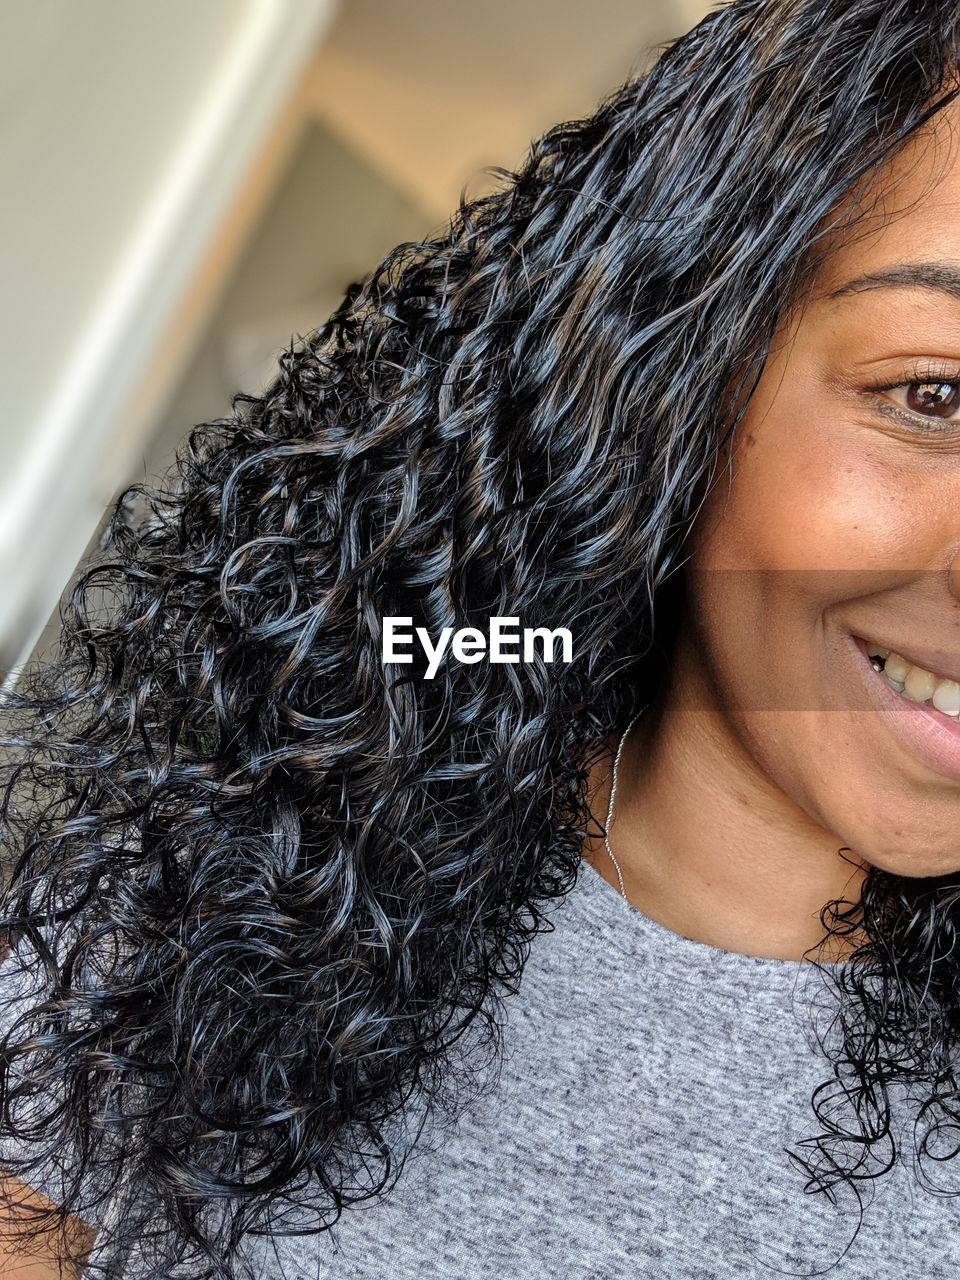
[813,95,960,298]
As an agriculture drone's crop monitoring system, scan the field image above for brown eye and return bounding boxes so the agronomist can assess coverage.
[904,381,960,418]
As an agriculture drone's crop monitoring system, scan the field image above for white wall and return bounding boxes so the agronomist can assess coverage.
[0,0,339,680]
[307,0,713,222]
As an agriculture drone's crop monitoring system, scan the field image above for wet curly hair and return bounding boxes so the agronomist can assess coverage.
[1,0,960,1275]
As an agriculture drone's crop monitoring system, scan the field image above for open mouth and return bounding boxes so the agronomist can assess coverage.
[849,631,960,783]
[856,638,960,718]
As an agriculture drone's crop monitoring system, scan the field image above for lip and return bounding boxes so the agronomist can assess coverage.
[848,631,960,783]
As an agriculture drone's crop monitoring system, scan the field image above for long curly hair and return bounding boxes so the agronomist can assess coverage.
[1,0,960,1275]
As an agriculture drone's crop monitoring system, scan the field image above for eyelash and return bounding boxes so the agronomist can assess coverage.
[864,361,960,431]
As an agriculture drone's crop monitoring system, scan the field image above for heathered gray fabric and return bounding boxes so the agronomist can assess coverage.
[2,858,960,1278]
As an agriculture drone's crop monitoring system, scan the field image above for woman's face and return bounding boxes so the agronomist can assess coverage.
[684,97,960,878]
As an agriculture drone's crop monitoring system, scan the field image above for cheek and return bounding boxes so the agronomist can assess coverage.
[705,406,913,575]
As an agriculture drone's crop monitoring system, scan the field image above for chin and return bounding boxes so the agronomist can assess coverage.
[855,845,960,881]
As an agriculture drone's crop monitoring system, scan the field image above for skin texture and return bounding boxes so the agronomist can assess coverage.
[585,98,960,961]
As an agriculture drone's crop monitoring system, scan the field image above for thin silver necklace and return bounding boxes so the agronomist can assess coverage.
[603,707,647,900]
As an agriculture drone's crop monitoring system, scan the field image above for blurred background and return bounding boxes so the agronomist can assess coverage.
[0,0,712,686]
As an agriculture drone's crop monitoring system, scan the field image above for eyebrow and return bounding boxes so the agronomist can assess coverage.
[828,262,960,304]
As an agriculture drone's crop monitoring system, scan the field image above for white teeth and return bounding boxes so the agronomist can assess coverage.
[884,652,910,683]
[902,666,936,703]
[871,645,960,718]
[933,680,960,717]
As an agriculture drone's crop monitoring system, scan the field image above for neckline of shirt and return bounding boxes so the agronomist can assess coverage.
[570,856,849,986]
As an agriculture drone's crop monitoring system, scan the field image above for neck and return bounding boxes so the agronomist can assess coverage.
[584,629,869,963]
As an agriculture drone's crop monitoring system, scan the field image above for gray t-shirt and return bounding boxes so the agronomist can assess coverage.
[2,858,960,1277]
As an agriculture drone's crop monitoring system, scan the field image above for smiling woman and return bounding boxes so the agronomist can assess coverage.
[3,1,960,1278]
[646,104,960,959]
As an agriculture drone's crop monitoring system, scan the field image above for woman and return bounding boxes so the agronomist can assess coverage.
[1,0,960,1275]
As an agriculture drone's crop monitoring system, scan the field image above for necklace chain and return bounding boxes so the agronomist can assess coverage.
[603,707,647,900]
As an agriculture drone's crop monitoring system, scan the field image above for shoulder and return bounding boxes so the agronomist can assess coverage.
[0,1167,97,1280]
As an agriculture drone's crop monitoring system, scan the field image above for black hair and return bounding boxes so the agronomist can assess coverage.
[1,1,959,1275]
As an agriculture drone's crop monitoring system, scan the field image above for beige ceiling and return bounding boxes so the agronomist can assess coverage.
[304,0,714,222]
